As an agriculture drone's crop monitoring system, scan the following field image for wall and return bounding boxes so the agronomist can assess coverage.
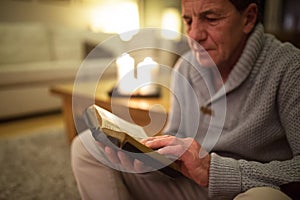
[141,0,181,28]
[0,0,93,30]
[0,0,182,31]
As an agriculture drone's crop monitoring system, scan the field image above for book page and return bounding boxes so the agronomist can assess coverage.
[95,106,148,140]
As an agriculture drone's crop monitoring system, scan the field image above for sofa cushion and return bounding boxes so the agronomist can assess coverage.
[0,86,62,119]
[0,22,52,64]
[48,25,84,61]
[0,60,82,86]
[0,58,117,86]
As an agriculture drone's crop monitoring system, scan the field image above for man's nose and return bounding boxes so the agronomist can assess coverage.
[188,21,207,43]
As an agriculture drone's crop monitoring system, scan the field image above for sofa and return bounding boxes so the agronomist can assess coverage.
[0,22,189,120]
[0,22,115,120]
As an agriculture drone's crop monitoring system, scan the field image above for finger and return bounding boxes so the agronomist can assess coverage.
[157,145,186,158]
[140,135,171,144]
[133,159,153,173]
[96,141,105,149]
[118,151,134,171]
[144,136,178,149]
[105,146,120,164]
[140,137,157,144]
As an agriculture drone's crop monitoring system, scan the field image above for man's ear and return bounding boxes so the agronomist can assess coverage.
[243,3,258,34]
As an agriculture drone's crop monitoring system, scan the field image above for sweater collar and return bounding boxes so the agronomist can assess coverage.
[206,23,265,105]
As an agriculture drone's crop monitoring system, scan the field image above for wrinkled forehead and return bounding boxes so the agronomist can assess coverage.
[181,0,233,12]
[182,0,231,5]
[182,0,230,2]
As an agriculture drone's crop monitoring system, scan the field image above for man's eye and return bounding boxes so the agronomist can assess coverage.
[203,17,221,25]
[184,19,192,26]
[205,17,218,22]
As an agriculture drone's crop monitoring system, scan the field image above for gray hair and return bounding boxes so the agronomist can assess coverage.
[229,0,262,23]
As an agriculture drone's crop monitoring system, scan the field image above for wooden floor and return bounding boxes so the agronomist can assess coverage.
[0,112,64,139]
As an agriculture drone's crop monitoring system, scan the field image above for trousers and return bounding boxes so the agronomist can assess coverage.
[71,131,291,200]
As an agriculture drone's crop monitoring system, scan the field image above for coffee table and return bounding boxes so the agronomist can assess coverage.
[50,79,171,143]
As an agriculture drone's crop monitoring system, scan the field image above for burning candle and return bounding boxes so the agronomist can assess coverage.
[137,57,159,95]
[116,53,136,95]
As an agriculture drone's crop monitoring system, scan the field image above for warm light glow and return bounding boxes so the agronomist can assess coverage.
[116,55,160,96]
[161,8,181,40]
[89,1,140,40]
[137,57,159,95]
[116,53,136,94]
[137,57,159,81]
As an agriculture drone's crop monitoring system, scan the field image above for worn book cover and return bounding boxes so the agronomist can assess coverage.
[83,104,181,177]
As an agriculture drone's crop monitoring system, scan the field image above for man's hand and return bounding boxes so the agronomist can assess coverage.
[96,141,153,173]
[141,135,211,187]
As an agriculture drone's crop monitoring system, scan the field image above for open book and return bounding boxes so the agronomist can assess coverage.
[83,104,181,177]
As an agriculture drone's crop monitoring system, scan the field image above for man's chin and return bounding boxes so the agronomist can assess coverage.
[195,52,216,68]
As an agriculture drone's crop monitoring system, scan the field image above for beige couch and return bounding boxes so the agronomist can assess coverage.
[0,23,189,120]
[0,22,114,119]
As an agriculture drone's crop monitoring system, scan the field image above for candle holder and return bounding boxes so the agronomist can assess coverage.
[108,85,161,98]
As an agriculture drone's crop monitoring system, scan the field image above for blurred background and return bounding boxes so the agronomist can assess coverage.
[0,0,299,121]
[0,0,184,120]
[0,0,299,199]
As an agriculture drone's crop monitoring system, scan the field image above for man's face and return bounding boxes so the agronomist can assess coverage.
[182,0,250,71]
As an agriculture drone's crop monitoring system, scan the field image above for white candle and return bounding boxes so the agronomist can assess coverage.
[116,53,136,95]
[137,57,159,95]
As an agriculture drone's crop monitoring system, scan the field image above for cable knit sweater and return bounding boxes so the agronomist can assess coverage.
[164,24,300,199]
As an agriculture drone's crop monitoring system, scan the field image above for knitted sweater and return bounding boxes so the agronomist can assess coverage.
[164,24,300,199]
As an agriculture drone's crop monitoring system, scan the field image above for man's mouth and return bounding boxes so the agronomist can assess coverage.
[191,44,209,52]
[194,48,210,54]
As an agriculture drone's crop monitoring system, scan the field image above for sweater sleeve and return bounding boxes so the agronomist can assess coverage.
[209,154,300,199]
[208,59,300,199]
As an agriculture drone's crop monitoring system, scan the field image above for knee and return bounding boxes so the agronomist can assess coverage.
[70,136,84,170]
[234,187,291,200]
[71,135,83,158]
[71,135,80,156]
[70,135,91,172]
[70,132,110,172]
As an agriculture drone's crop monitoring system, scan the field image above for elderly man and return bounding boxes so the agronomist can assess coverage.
[71,0,300,199]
